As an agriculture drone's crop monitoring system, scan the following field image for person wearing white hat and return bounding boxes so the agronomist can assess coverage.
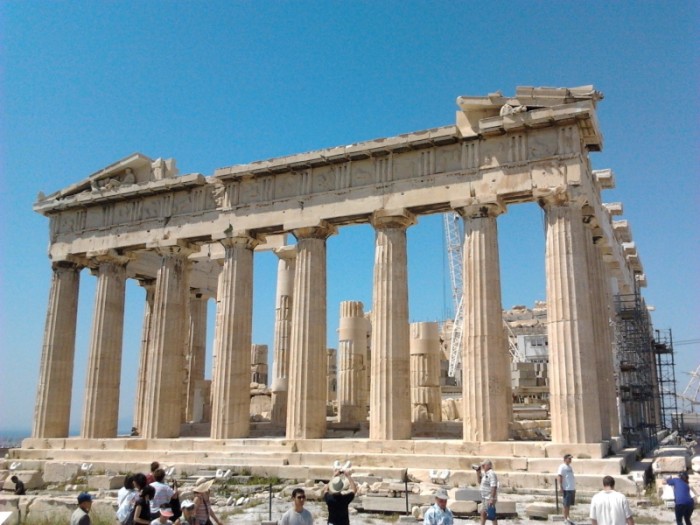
[177,499,196,525]
[192,479,222,525]
[323,466,357,525]
[423,488,453,525]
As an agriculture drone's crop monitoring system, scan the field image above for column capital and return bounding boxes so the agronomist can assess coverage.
[86,249,132,268]
[50,258,85,272]
[452,196,505,219]
[274,244,298,261]
[535,186,586,208]
[218,233,262,251]
[147,239,200,257]
[290,221,337,240]
[370,209,416,229]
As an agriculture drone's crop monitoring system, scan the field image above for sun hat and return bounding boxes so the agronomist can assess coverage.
[329,476,346,494]
[193,479,215,493]
[435,488,448,500]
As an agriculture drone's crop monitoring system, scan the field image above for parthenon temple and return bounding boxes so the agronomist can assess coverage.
[22,86,664,483]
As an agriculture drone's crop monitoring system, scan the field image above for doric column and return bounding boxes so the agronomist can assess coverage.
[584,222,612,440]
[327,348,338,403]
[81,251,130,438]
[141,241,197,438]
[286,222,336,439]
[369,210,415,441]
[251,344,268,385]
[337,301,369,424]
[271,246,296,427]
[410,322,442,423]
[457,199,512,442]
[210,234,260,439]
[540,190,602,443]
[133,278,155,434]
[184,290,208,423]
[33,260,82,438]
[594,243,621,437]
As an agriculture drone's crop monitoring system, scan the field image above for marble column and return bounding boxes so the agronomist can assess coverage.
[458,200,512,442]
[337,301,369,424]
[271,246,296,427]
[541,192,602,444]
[251,344,268,385]
[33,261,82,438]
[584,223,612,440]
[133,279,155,434]
[81,251,130,438]
[286,222,336,439]
[141,242,196,439]
[210,234,259,439]
[327,348,338,403]
[410,322,442,423]
[369,210,415,441]
[185,290,208,423]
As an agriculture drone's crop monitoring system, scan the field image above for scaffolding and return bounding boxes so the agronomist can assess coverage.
[614,291,660,453]
[653,328,682,431]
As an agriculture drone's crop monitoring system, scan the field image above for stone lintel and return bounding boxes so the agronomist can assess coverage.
[604,202,624,216]
[146,239,200,255]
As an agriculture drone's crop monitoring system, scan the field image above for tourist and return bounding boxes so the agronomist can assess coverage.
[589,476,634,525]
[476,459,498,525]
[176,499,196,525]
[10,475,25,495]
[193,478,223,525]
[323,466,357,525]
[150,504,175,524]
[663,472,695,525]
[133,485,156,525]
[557,453,576,524]
[280,487,314,525]
[423,487,454,525]
[150,468,178,519]
[146,461,160,484]
[70,492,92,525]
[116,474,138,524]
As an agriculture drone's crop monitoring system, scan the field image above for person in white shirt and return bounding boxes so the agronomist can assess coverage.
[476,459,498,525]
[589,476,634,525]
[557,454,576,524]
[423,487,454,525]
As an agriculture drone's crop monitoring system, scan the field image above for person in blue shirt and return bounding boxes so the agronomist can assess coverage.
[423,488,454,525]
[664,472,695,525]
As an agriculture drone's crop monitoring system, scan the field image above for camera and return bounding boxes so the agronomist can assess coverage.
[471,464,481,471]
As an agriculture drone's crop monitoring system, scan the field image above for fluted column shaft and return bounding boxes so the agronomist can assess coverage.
[271,246,296,427]
[594,245,620,437]
[33,261,81,438]
[542,194,602,443]
[338,301,369,424]
[141,243,195,438]
[584,225,612,440]
[211,235,259,439]
[410,322,442,423]
[133,279,155,433]
[81,253,129,438]
[459,201,512,442]
[185,290,208,423]
[369,210,415,440]
[286,223,336,439]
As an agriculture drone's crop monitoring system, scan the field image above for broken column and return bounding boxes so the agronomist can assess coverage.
[337,300,369,424]
[409,322,442,423]
[251,344,268,385]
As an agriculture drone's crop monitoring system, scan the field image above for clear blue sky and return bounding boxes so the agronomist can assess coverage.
[1,2,698,436]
